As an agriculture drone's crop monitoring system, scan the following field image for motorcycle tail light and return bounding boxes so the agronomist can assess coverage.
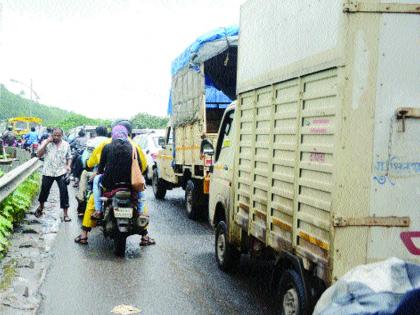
[205,157,213,166]
[33,144,38,149]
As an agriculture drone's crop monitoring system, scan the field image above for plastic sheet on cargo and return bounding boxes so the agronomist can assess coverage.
[314,257,420,315]
[171,26,239,77]
[169,76,232,127]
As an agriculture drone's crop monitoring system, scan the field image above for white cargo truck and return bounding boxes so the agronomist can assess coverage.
[153,27,238,220]
[207,1,420,314]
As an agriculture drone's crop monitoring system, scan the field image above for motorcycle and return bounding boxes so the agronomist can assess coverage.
[30,142,39,158]
[100,183,149,256]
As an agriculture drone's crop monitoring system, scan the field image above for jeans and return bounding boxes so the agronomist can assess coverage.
[93,174,103,212]
[93,174,145,214]
[38,174,69,209]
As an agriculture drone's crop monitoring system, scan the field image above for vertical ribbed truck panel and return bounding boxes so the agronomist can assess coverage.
[235,0,420,285]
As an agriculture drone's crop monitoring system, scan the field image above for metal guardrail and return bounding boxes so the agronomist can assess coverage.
[0,158,42,204]
[0,148,32,174]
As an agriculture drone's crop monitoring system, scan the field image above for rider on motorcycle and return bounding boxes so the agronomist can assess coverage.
[70,129,88,187]
[91,125,146,219]
[23,127,39,149]
[75,126,109,215]
[2,127,16,146]
[74,120,155,246]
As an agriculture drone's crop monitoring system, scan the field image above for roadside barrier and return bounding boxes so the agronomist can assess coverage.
[0,158,42,204]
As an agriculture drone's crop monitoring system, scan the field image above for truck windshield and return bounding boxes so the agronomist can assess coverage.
[215,110,234,161]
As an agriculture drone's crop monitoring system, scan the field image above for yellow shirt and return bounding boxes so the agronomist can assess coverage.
[86,138,147,173]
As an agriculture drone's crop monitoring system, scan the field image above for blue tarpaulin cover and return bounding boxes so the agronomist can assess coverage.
[168,26,238,114]
[171,26,239,77]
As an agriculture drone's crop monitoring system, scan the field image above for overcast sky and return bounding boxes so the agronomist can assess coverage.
[0,0,245,119]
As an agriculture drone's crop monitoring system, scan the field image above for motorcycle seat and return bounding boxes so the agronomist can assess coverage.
[103,188,134,199]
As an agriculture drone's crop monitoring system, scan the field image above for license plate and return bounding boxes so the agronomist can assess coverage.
[114,207,133,218]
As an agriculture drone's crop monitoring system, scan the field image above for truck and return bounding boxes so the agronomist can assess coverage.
[206,1,420,314]
[153,27,238,220]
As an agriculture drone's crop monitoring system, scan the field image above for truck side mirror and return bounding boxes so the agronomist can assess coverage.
[200,139,214,156]
[158,137,165,147]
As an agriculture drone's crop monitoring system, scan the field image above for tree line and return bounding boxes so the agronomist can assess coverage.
[0,84,168,131]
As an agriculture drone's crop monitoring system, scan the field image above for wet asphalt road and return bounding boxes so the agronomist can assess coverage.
[37,186,277,315]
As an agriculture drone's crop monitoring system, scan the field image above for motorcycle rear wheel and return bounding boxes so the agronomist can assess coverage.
[114,233,128,257]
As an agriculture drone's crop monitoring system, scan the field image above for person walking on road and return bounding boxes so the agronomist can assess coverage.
[35,128,72,222]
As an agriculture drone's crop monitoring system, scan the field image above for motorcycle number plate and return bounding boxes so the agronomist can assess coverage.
[114,207,133,219]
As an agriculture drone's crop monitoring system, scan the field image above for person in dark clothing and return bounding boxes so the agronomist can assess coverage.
[74,121,154,246]
[2,127,16,146]
[91,125,146,220]
[71,129,88,187]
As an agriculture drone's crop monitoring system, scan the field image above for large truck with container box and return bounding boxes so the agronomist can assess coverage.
[206,1,420,314]
[153,27,238,220]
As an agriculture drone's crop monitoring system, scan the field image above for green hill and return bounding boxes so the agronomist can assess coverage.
[0,84,73,125]
[0,84,168,131]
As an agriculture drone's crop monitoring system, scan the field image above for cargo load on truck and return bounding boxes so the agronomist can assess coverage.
[153,26,238,220]
[208,1,420,314]
[168,26,238,128]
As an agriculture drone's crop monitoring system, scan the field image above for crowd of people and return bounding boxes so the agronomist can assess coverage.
[1,126,55,147]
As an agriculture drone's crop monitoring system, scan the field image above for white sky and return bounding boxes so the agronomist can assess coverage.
[0,0,245,119]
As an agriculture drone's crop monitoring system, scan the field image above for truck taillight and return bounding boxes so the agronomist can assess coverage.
[151,152,158,160]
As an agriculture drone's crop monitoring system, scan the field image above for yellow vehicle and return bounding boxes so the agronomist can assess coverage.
[8,117,42,137]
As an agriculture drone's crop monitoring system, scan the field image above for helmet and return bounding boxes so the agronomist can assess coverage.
[95,126,108,137]
[111,119,132,135]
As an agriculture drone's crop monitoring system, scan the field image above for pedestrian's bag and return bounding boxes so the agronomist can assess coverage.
[131,144,145,192]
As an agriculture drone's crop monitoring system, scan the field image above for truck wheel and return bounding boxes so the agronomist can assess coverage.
[152,168,166,199]
[278,269,307,315]
[215,221,240,271]
[114,233,128,257]
[185,179,201,220]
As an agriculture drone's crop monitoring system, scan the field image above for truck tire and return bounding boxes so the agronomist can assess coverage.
[114,233,128,257]
[278,269,307,315]
[152,168,166,199]
[185,179,201,220]
[215,221,240,271]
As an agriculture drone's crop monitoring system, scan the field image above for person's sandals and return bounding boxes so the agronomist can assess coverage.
[74,235,88,245]
[63,216,72,222]
[140,235,156,246]
[34,207,44,218]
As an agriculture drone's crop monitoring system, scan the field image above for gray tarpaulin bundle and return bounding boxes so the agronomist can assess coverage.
[314,257,420,315]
